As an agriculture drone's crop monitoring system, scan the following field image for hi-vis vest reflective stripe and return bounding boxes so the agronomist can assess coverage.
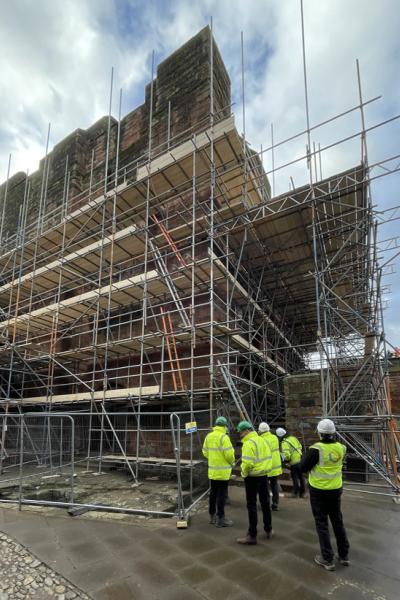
[261,432,282,476]
[282,435,302,465]
[308,442,346,490]
[241,432,272,477]
[202,426,235,481]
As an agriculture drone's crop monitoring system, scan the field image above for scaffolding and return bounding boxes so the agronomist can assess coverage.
[0,24,399,517]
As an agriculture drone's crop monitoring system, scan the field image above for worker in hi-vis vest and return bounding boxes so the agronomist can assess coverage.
[236,421,273,545]
[276,427,306,498]
[202,416,235,528]
[258,422,282,510]
[301,418,349,572]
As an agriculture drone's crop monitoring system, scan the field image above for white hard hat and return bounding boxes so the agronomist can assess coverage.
[258,422,270,433]
[276,427,286,437]
[317,418,336,434]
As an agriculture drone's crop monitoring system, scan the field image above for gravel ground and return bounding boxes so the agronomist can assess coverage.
[0,532,90,600]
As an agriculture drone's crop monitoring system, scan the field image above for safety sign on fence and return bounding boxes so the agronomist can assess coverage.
[185,421,197,434]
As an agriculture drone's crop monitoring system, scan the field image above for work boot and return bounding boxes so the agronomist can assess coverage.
[271,505,279,511]
[209,514,216,525]
[216,517,233,527]
[314,555,336,571]
[338,556,350,566]
[265,529,274,539]
[236,534,257,545]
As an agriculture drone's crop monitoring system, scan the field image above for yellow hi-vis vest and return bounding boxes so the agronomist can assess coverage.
[241,432,272,478]
[281,435,302,466]
[202,426,235,480]
[261,432,282,477]
[308,442,346,490]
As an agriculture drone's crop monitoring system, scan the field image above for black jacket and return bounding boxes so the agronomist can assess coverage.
[300,447,319,473]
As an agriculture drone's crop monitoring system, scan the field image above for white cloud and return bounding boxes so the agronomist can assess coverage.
[0,0,149,176]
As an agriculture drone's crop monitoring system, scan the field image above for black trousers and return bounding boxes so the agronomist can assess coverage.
[244,475,272,537]
[209,479,229,518]
[291,463,306,496]
[309,487,350,562]
[268,475,280,507]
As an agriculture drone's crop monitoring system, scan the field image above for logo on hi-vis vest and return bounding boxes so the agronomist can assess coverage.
[328,450,341,463]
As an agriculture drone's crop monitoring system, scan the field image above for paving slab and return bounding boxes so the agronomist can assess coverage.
[196,573,260,600]
[0,486,399,599]
[199,546,240,567]
[94,575,158,600]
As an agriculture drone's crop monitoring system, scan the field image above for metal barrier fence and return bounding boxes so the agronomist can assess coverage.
[0,410,211,520]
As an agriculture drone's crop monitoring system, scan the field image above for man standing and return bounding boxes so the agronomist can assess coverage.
[236,421,273,545]
[276,427,306,498]
[259,422,282,510]
[301,418,349,571]
[202,416,235,527]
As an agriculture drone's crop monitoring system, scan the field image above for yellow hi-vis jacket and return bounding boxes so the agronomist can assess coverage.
[281,435,302,466]
[309,442,346,490]
[261,431,282,477]
[241,431,272,478]
[202,426,235,480]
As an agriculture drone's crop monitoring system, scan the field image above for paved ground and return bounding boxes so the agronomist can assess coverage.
[0,487,399,600]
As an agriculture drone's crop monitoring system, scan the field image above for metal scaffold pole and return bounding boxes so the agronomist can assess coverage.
[136,50,155,481]
[209,19,215,426]
[0,154,11,247]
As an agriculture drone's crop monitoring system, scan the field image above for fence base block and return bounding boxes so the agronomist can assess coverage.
[176,519,188,529]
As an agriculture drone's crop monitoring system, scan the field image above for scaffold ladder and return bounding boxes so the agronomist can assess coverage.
[151,214,187,269]
[217,361,252,425]
[149,239,190,328]
[160,306,185,392]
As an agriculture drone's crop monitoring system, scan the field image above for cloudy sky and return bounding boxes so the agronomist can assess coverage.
[0,0,399,344]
